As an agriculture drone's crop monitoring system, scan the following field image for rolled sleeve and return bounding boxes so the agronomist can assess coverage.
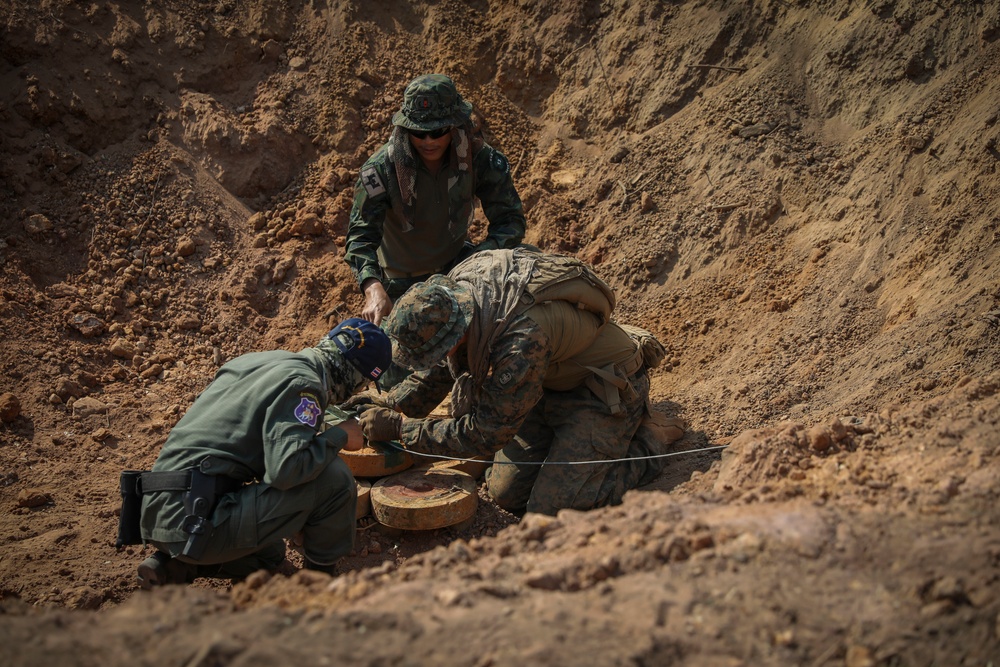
[345,169,391,287]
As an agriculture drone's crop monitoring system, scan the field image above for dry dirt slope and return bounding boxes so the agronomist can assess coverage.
[1,1,1000,665]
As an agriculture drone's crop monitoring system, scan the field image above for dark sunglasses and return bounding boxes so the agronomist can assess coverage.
[407,126,451,140]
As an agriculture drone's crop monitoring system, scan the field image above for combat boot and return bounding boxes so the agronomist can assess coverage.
[304,558,339,576]
[137,551,197,590]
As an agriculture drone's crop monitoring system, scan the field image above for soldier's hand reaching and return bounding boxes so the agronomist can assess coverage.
[341,391,396,412]
[357,406,403,442]
[361,279,393,326]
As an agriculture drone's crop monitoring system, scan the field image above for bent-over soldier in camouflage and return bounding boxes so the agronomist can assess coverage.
[346,248,684,516]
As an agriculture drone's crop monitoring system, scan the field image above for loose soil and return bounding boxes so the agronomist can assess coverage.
[1,1,999,665]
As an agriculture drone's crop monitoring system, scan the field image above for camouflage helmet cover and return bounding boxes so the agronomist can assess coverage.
[383,275,474,371]
[392,74,473,132]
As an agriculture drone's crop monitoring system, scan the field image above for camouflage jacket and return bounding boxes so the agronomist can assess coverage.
[344,140,526,286]
[391,312,551,458]
[389,248,638,459]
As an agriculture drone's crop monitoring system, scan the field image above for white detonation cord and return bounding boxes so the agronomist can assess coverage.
[387,444,729,466]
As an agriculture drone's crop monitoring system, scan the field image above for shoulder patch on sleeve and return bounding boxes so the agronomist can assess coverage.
[361,166,386,197]
[294,392,322,428]
[490,149,510,174]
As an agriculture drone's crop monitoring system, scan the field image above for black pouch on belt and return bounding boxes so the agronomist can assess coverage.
[116,470,146,549]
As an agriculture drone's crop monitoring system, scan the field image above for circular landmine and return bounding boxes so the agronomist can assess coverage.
[340,442,413,478]
[325,406,413,478]
[371,468,477,530]
[429,455,492,480]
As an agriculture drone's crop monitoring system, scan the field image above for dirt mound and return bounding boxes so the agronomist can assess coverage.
[1,1,999,664]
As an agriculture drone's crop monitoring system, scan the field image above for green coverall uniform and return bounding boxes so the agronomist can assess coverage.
[140,349,357,577]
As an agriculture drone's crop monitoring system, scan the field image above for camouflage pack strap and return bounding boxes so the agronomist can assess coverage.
[582,352,642,416]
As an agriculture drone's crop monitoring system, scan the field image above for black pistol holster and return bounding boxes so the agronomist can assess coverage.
[179,468,219,561]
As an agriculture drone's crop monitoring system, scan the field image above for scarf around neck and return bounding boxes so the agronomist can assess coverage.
[385,124,476,233]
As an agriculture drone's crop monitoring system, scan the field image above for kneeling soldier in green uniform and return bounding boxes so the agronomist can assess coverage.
[125,318,391,588]
[348,248,684,516]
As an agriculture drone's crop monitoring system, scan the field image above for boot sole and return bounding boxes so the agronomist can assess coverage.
[137,561,165,590]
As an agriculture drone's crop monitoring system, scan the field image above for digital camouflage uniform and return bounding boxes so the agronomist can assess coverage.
[139,323,389,581]
[384,248,667,516]
[344,74,526,302]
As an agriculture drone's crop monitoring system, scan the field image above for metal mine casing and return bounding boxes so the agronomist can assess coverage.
[371,468,477,531]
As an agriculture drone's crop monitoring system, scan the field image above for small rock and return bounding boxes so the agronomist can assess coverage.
[524,571,564,590]
[17,488,52,508]
[640,192,655,212]
[176,315,201,330]
[68,311,106,338]
[260,39,284,61]
[290,212,323,236]
[109,338,136,359]
[845,645,875,667]
[738,121,777,138]
[140,364,164,379]
[24,213,54,234]
[829,418,849,442]
[176,237,196,257]
[806,426,831,452]
[54,378,85,400]
[248,212,268,231]
[435,588,467,606]
[72,396,108,417]
[0,392,20,422]
[608,146,629,163]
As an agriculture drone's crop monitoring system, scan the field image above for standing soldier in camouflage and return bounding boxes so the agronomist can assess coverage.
[344,74,526,327]
[129,318,391,588]
[348,248,684,516]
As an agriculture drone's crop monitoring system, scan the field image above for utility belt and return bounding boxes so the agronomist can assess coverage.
[115,466,243,560]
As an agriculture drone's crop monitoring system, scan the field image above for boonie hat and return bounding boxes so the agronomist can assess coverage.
[392,74,473,132]
[383,276,474,371]
[328,318,392,387]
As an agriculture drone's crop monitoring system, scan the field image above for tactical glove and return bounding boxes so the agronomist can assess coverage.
[341,391,396,412]
[357,406,403,442]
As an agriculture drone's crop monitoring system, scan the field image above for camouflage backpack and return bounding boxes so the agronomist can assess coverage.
[617,323,667,369]
[514,250,617,324]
